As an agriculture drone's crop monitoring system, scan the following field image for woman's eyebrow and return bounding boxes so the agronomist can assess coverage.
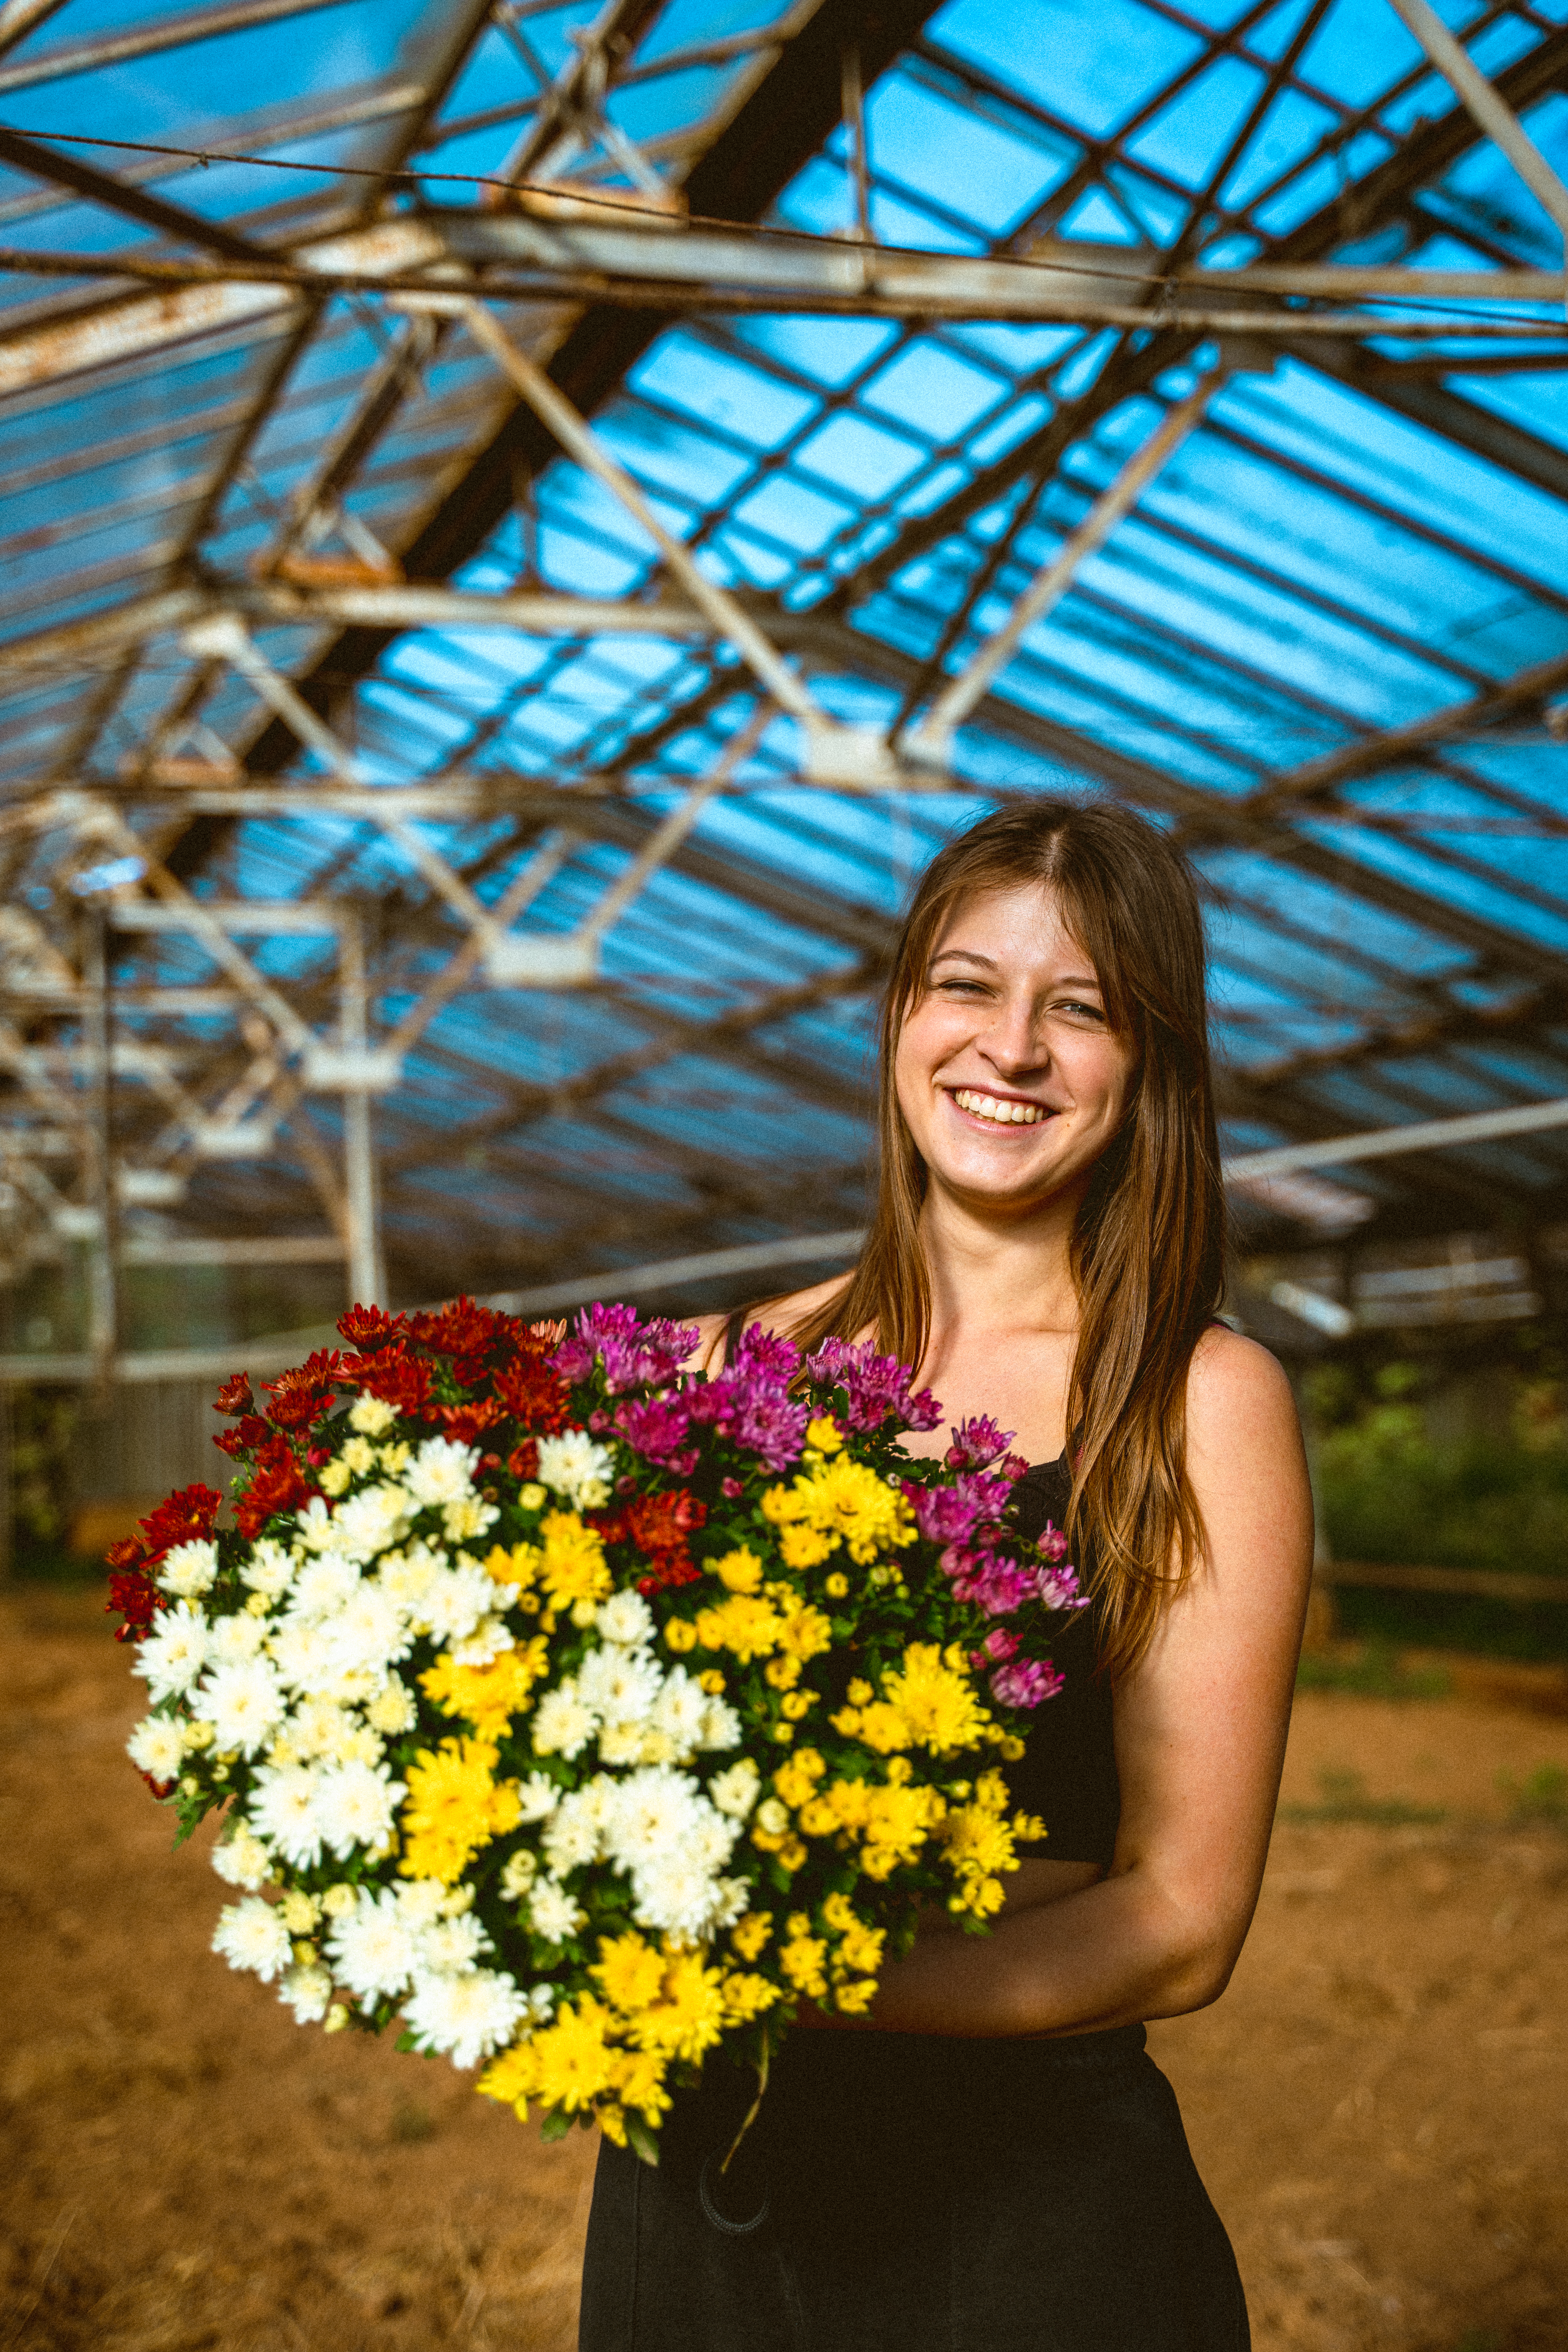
[929,948,997,970]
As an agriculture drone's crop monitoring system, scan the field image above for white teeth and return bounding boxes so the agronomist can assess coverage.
[953,1089,1045,1126]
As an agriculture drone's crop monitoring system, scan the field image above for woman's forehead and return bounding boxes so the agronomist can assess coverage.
[931,882,1094,970]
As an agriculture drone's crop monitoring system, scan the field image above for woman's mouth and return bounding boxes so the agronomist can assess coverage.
[950,1088,1052,1127]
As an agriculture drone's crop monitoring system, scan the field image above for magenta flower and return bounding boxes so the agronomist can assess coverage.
[990,1656,1063,1710]
[613,1393,695,1468]
[943,1416,1014,1471]
[944,1547,1039,1617]
[553,1302,700,1393]
[804,1336,943,1434]
[973,1627,1020,1665]
[1037,1520,1070,1564]
[909,1471,1016,1549]
[1036,1562,1085,1612]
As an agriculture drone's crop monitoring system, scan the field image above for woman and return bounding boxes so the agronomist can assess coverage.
[579,800,1313,2350]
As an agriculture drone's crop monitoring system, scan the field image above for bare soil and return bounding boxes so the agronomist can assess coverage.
[3,1588,1565,2352]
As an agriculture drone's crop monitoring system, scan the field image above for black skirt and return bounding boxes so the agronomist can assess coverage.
[578,2024,1249,2351]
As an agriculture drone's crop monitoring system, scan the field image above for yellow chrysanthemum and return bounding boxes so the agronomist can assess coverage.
[713,1547,764,1593]
[779,1934,829,2001]
[693,1591,782,1662]
[834,1979,879,2015]
[629,1950,728,2063]
[606,2044,671,2129]
[721,1971,782,2025]
[879,1642,990,1755]
[730,1912,772,1961]
[420,1638,550,1739]
[530,1996,618,2112]
[775,1597,833,1664]
[398,1737,522,1884]
[537,1511,612,1610]
[485,1539,540,1592]
[477,2036,542,2119]
[803,1415,843,1455]
[772,1748,826,1809]
[590,1930,667,2014]
[941,1768,1035,1916]
[760,1458,915,1564]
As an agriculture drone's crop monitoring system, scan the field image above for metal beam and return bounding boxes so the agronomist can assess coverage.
[0,122,272,266]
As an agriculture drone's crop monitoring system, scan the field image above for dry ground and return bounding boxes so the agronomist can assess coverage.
[3,1588,1565,2352]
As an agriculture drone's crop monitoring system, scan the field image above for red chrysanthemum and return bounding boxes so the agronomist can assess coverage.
[507,1438,539,1482]
[436,1400,505,1443]
[338,1303,409,1353]
[263,1350,347,1430]
[601,1491,708,1592]
[348,1345,433,1418]
[213,1413,271,1459]
[213,1371,254,1417]
[233,1437,316,1539]
[137,1484,222,1559]
[107,1566,163,1642]
[493,1356,571,1434]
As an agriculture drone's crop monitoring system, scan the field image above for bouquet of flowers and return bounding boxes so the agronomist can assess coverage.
[112,1298,1081,2162]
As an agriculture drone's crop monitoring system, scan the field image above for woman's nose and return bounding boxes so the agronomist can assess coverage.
[981,996,1046,1073]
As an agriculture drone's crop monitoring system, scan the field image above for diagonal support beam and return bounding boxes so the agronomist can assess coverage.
[1384,0,1568,265]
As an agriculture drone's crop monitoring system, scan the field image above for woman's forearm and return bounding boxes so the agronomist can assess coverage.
[836,1865,1233,2039]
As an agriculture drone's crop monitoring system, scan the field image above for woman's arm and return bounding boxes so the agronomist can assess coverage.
[841,1328,1314,2037]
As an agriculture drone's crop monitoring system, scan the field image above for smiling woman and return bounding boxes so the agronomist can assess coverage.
[579,802,1313,2351]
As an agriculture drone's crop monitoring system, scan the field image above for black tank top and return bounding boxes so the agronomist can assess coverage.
[716,1314,1120,1870]
[1003,1456,1119,1867]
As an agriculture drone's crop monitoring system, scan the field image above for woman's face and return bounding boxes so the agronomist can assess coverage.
[893,883,1138,1219]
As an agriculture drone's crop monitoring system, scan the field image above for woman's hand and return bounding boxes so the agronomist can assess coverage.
[816,1329,1313,2038]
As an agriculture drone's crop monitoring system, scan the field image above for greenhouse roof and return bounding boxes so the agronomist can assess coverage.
[3,0,1568,1362]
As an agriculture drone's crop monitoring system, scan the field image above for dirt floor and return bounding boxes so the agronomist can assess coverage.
[3,1589,1566,2352]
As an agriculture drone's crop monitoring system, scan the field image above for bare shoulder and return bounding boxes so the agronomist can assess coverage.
[1186,1324,1302,1457]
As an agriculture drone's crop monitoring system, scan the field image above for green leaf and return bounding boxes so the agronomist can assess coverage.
[395,2028,418,2052]
[538,2105,575,2143]
[625,2114,661,2168]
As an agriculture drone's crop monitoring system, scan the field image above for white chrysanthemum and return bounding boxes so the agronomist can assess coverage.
[366,1676,417,1735]
[525,1983,555,2023]
[498,1849,538,1900]
[517,1772,559,1822]
[288,1554,362,1622]
[270,1618,339,1694]
[418,1913,489,1974]
[395,1878,448,1929]
[134,1600,210,1702]
[290,1697,352,1759]
[200,1659,287,1756]
[403,1966,527,2070]
[542,1783,609,1876]
[212,1895,292,1982]
[531,1684,597,1761]
[419,1561,498,1647]
[326,1584,410,1679]
[241,1539,295,1598]
[158,1538,218,1598]
[630,1854,734,1941]
[649,1666,708,1755]
[294,1496,339,1553]
[698,1696,742,1751]
[598,1722,645,1766]
[127,1713,184,1782]
[707,1759,762,1820]
[326,1887,420,2001]
[279,1961,334,2022]
[249,1762,327,1868]
[315,1759,405,1857]
[596,1589,654,1648]
[534,1429,615,1511]
[208,1610,267,1665]
[403,1435,480,1509]
[528,1879,585,1942]
[212,1821,273,1890]
[602,1765,707,1869]
[348,1393,397,1437]
[578,1644,661,1726]
[379,1542,443,1614]
[448,1613,515,1668]
[442,1496,499,1545]
[332,1483,411,1563]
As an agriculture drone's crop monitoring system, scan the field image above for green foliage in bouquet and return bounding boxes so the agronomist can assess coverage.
[110,1299,1080,2163]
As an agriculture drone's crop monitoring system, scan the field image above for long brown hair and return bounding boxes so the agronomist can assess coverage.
[784,799,1225,1673]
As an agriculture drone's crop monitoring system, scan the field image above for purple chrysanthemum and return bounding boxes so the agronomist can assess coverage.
[552,1302,699,1393]
[943,1415,1014,1471]
[613,1393,695,1469]
[990,1656,1064,1710]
